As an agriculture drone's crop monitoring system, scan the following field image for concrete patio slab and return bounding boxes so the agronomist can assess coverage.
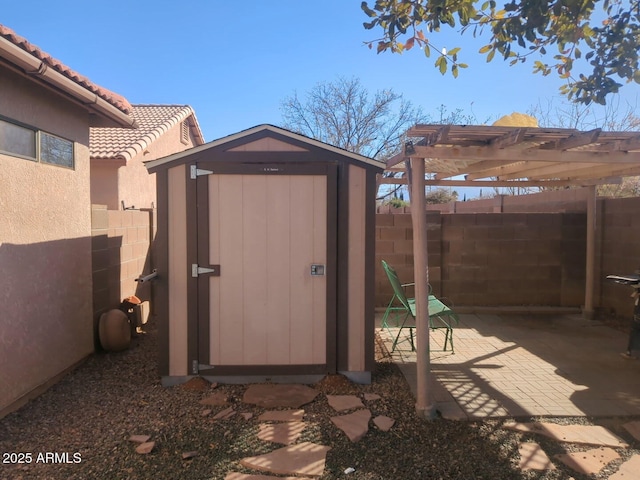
[239,442,330,477]
[517,442,556,471]
[373,415,395,431]
[609,454,640,480]
[330,409,371,442]
[258,422,306,445]
[503,422,628,447]
[554,447,620,476]
[378,312,640,419]
[326,395,364,412]
[258,409,305,422]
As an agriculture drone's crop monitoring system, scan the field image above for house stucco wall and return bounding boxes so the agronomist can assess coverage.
[0,64,94,415]
[91,120,198,210]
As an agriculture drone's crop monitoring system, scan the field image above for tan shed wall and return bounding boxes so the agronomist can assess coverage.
[168,165,188,376]
[227,137,308,152]
[0,64,93,414]
[347,165,367,371]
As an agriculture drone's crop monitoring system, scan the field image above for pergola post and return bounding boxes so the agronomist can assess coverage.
[409,157,436,419]
[584,185,597,319]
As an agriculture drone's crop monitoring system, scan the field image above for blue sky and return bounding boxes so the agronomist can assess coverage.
[3,1,639,143]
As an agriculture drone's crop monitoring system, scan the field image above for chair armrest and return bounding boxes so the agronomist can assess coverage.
[401,282,415,288]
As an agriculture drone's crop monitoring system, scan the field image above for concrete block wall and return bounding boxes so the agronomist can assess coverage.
[375,212,442,307]
[375,212,586,308]
[598,197,640,318]
[441,213,586,307]
[91,205,155,337]
[380,187,592,215]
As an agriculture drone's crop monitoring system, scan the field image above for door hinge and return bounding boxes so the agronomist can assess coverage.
[191,264,220,277]
[192,359,198,374]
[190,165,214,179]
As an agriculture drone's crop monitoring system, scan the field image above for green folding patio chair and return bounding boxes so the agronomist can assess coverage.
[381,259,458,353]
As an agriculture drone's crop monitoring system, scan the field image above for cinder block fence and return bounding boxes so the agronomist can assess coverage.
[375,212,585,309]
[375,192,640,320]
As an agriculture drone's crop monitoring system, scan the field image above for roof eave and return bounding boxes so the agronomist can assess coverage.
[0,35,136,129]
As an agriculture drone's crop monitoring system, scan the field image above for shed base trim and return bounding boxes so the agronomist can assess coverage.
[339,370,372,385]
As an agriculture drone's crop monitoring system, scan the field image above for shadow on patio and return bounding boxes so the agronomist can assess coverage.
[377,312,640,420]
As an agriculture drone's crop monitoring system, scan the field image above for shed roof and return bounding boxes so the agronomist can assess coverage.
[90,105,205,162]
[145,124,385,172]
[384,124,640,188]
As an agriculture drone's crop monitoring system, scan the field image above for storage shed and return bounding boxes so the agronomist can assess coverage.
[145,125,384,385]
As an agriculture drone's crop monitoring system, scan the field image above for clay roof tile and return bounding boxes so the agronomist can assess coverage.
[0,24,132,114]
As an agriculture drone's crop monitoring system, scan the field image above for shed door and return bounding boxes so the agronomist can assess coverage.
[196,164,335,371]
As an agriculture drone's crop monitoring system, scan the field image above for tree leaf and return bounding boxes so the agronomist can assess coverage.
[405,37,415,50]
[479,44,492,53]
[438,57,447,74]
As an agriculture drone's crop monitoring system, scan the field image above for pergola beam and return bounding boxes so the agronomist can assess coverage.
[545,128,602,151]
[410,145,640,164]
[489,128,527,149]
[378,176,620,187]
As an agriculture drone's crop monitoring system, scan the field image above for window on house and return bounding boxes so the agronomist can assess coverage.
[0,117,74,169]
[41,132,74,168]
[0,118,36,159]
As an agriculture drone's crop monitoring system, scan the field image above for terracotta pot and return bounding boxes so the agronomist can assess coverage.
[98,309,131,352]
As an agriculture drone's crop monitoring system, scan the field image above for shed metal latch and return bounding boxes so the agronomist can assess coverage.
[311,264,325,276]
[191,264,220,277]
[190,165,214,179]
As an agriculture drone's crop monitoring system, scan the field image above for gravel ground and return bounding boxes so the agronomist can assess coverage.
[1,319,639,480]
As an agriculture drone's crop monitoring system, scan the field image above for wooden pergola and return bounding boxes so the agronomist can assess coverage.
[380,123,640,418]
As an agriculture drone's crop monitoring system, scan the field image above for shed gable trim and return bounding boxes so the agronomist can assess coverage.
[226,136,308,152]
[145,124,384,172]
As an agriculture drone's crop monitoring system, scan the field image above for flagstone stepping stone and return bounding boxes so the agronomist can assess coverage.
[259,409,305,422]
[240,412,253,420]
[225,473,314,480]
[239,441,330,477]
[200,392,228,406]
[555,447,620,476]
[331,409,371,442]
[327,395,364,412]
[503,422,628,447]
[243,384,319,408]
[363,393,381,401]
[212,406,236,420]
[622,420,640,441]
[258,422,306,445]
[609,453,640,480]
[135,441,155,454]
[517,442,556,471]
[182,451,198,460]
[128,434,151,443]
[373,415,395,432]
